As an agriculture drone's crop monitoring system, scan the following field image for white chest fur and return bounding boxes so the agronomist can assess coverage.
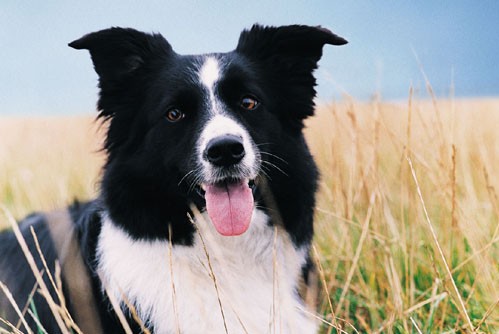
[97,209,317,334]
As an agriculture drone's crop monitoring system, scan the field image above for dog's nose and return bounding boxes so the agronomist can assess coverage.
[204,135,245,167]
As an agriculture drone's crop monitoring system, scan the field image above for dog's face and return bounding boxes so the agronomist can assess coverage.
[70,25,346,242]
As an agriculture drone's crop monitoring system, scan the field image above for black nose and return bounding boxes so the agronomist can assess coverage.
[204,135,245,167]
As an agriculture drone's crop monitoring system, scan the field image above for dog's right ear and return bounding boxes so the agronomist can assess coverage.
[69,27,173,82]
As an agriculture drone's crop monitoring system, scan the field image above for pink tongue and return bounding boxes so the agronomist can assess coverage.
[205,181,254,236]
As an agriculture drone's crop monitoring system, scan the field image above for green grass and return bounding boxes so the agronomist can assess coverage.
[1,97,498,333]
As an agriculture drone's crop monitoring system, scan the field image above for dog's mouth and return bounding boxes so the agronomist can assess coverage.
[196,179,256,236]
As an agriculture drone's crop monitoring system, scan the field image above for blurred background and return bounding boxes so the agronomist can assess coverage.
[1,0,498,115]
[2,2,499,332]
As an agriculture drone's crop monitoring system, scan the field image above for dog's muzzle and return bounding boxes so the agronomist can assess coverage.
[199,133,258,236]
[203,134,245,167]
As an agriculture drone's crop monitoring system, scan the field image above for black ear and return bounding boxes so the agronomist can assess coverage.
[236,25,347,124]
[236,24,347,63]
[69,27,173,82]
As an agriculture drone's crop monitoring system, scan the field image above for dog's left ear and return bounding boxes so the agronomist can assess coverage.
[236,24,347,63]
[236,25,347,123]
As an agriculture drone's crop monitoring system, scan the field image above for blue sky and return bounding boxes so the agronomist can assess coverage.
[1,1,498,115]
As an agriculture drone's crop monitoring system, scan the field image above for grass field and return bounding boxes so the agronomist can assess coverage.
[1,97,498,333]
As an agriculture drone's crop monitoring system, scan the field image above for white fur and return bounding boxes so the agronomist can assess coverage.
[199,57,220,92]
[198,57,222,115]
[97,209,317,334]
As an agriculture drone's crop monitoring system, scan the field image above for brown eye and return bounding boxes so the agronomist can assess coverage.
[165,108,185,122]
[240,96,259,111]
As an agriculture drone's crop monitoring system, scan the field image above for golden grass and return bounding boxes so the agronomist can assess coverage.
[306,97,499,333]
[0,116,104,220]
[1,97,498,332]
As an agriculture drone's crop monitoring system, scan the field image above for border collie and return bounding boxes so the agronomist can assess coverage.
[0,25,347,333]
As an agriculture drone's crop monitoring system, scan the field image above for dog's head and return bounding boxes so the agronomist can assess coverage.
[70,25,346,243]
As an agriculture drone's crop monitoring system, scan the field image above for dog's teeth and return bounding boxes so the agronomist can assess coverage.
[200,184,207,191]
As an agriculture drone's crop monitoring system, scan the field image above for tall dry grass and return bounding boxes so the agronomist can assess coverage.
[0,97,498,333]
[306,97,499,333]
[0,116,104,221]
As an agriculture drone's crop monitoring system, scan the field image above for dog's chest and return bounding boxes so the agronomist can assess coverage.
[97,210,317,334]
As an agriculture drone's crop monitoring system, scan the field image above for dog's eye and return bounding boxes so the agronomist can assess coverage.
[165,108,185,122]
[240,96,259,111]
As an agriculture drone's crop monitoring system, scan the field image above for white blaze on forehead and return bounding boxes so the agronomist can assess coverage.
[198,57,220,91]
[198,56,222,115]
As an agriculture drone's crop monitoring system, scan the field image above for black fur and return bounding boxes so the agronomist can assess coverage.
[0,24,346,333]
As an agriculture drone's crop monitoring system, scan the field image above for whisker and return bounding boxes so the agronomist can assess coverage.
[254,142,272,148]
[189,173,204,193]
[186,167,204,193]
[258,168,272,181]
[178,170,196,187]
[262,160,289,177]
[259,151,289,165]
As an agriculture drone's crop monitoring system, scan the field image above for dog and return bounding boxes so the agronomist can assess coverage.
[0,24,347,333]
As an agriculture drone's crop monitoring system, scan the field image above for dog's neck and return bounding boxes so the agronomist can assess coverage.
[96,209,317,333]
